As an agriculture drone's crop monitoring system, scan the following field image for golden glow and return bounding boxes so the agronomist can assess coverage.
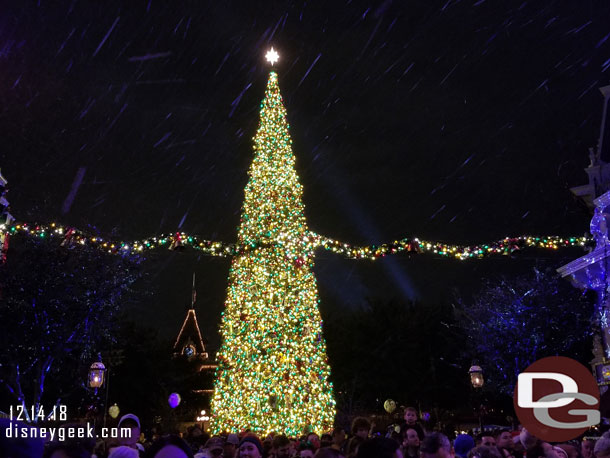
[209,71,335,436]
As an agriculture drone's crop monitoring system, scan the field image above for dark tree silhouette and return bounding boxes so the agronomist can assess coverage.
[0,234,141,422]
[324,299,468,421]
[456,266,595,396]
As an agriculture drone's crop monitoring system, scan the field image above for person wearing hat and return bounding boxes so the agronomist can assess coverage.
[202,436,224,457]
[109,446,141,458]
[118,413,145,455]
[454,435,475,458]
[239,434,264,458]
[224,434,239,458]
[146,434,195,458]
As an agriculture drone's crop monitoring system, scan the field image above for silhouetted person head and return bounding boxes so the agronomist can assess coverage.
[144,435,194,458]
[468,446,502,458]
[355,437,402,458]
[421,433,455,458]
[351,417,371,439]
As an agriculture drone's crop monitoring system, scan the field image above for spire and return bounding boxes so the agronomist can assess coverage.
[173,273,208,359]
[191,272,196,308]
[173,309,207,358]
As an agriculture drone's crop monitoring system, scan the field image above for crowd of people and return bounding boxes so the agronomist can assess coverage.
[0,407,607,458]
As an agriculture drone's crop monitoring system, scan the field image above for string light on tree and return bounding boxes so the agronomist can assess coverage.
[209,69,335,436]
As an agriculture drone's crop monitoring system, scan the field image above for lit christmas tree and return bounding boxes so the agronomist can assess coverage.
[210,64,335,435]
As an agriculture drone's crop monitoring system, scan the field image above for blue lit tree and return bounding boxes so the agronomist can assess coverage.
[457,266,595,396]
[0,234,141,422]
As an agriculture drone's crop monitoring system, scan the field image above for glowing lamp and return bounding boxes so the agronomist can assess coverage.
[196,409,210,422]
[469,365,484,388]
[602,364,610,381]
[594,360,610,385]
[88,361,106,389]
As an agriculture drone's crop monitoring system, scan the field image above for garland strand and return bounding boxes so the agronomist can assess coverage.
[4,222,592,261]
[314,234,590,260]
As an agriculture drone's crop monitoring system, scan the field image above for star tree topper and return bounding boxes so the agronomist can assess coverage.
[265,47,279,66]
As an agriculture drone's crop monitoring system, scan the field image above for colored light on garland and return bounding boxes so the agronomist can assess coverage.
[2,222,591,261]
[313,234,590,260]
[0,223,594,261]
[5,223,237,257]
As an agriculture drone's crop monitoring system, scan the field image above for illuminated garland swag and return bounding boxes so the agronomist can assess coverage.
[5,222,590,261]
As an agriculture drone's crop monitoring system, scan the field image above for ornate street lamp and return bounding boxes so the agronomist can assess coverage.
[88,360,106,390]
[469,365,484,388]
[469,365,484,432]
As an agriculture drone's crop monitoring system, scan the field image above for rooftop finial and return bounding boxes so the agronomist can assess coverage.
[191,272,196,308]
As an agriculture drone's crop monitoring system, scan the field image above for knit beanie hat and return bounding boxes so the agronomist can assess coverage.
[240,435,264,454]
[454,434,475,458]
[109,446,140,458]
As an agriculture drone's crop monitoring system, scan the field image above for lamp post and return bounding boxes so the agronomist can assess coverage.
[196,409,210,432]
[88,355,111,427]
[469,365,484,433]
[88,360,106,392]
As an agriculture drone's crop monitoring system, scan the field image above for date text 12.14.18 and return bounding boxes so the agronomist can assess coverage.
[10,405,67,422]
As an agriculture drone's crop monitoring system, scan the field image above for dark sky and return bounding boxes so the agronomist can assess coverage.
[0,1,606,346]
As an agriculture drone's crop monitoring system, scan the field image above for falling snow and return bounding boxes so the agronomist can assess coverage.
[0,0,607,335]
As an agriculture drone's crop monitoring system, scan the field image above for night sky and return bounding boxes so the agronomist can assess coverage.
[0,1,607,347]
